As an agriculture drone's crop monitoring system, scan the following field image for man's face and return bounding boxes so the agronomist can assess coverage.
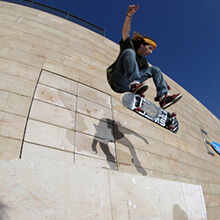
[138,44,155,56]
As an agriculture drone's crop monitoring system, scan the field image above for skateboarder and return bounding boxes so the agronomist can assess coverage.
[107,4,182,109]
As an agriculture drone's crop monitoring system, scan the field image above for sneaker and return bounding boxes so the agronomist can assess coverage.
[159,93,182,109]
[154,81,171,102]
[129,82,148,94]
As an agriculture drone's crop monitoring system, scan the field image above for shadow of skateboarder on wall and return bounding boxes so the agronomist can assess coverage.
[92,118,149,176]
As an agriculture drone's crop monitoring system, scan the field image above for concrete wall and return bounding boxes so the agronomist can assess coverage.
[0,1,219,219]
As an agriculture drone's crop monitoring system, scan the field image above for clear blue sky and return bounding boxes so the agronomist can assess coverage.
[31,0,220,120]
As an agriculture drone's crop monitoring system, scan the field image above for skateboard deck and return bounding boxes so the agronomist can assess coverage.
[121,92,179,133]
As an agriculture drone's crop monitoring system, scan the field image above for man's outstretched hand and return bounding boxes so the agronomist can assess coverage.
[126,3,139,17]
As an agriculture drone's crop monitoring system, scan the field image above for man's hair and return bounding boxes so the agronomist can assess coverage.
[132,32,157,50]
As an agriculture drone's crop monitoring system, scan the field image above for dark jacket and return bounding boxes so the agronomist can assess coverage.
[106,37,149,91]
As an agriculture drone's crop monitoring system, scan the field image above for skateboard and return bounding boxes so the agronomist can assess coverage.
[121,92,179,133]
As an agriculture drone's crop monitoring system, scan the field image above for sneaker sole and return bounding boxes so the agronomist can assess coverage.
[134,84,149,94]
[162,94,182,109]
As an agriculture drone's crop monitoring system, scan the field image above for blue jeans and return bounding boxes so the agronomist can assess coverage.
[112,49,168,97]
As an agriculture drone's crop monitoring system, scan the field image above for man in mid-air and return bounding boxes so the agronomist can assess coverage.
[107,4,182,109]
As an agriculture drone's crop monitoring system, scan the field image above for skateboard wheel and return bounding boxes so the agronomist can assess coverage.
[172,112,177,116]
[136,107,142,112]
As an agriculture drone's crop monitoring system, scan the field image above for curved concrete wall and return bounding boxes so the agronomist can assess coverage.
[0,2,219,219]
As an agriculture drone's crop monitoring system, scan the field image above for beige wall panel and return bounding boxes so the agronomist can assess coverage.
[29,99,75,130]
[116,142,172,174]
[0,35,32,52]
[22,142,74,163]
[75,154,118,170]
[0,57,40,81]
[207,207,220,220]
[0,90,31,117]
[0,112,26,140]
[78,83,111,108]
[34,84,77,111]
[75,113,114,141]
[204,194,220,209]
[75,132,116,162]
[43,61,113,94]
[0,45,45,68]
[63,55,106,81]
[77,97,112,120]
[39,70,78,95]
[0,136,21,159]
[0,72,36,97]
[113,126,149,151]
[24,119,74,152]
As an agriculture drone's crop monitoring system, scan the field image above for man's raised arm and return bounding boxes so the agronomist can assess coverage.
[122,4,139,41]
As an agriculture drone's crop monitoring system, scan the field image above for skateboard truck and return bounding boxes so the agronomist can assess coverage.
[172,112,176,117]
[167,112,177,130]
[136,106,142,112]
[135,94,145,112]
